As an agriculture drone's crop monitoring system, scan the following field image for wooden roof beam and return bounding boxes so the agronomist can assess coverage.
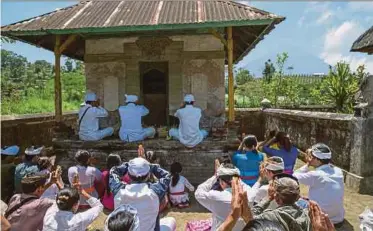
[240,28,258,39]
[59,34,78,54]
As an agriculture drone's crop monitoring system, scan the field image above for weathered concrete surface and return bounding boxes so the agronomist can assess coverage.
[53,139,233,184]
[1,112,77,151]
[263,109,354,171]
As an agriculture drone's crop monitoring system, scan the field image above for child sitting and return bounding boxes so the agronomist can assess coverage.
[169,162,194,208]
[101,154,122,211]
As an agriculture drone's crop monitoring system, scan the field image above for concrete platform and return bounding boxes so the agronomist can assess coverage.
[53,137,240,184]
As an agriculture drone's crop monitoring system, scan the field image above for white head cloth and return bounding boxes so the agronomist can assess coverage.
[311,143,332,160]
[359,207,373,231]
[128,157,150,177]
[261,98,271,104]
[84,92,97,102]
[25,146,44,156]
[104,204,140,231]
[265,156,285,171]
[216,164,240,177]
[1,145,20,156]
[184,94,195,103]
[125,94,138,103]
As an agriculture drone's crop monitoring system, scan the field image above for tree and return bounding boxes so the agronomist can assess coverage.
[321,62,360,113]
[273,52,289,107]
[65,58,74,72]
[262,59,275,83]
[235,68,254,85]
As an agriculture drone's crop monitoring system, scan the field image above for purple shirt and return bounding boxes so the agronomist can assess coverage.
[263,145,299,174]
[6,194,53,231]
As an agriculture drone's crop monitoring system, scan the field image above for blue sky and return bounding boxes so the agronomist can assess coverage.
[1,1,373,76]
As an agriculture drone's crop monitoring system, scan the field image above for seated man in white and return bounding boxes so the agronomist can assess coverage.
[169,94,208,148]
[78,93,114,141]
[118,94,155,142]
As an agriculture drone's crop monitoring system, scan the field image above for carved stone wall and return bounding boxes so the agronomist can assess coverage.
[85,35,225,128]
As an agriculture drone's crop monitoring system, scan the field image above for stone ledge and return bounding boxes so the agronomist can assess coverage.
[263,109,353,121]
[53,138,239,151]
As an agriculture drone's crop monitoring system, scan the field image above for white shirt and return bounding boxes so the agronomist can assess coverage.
[195,176,253,231]
[78,104,109,140]
[250,182,278,209]
[294,164,345,223]
[114,183,160,231]
[43,197,103,231]
[169,175,195,204]
[118,103,149,142]
[68,165,102,206]
[175,105,203,148]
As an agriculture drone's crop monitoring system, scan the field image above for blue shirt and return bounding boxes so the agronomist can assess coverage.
[232,151,264,186]
[263,145,299,174]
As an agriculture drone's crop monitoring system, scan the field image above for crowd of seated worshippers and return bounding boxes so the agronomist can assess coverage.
[2,128,368,231]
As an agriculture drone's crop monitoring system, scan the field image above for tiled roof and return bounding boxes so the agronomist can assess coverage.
[351,26,373,54]
[2,1,282,33]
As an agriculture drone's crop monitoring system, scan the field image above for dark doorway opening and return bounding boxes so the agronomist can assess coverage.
[140,62,168,126]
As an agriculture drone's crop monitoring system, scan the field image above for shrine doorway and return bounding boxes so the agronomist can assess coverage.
[140,62,168,126]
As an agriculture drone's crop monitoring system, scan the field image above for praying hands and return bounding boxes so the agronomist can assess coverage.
[217,177,253,231]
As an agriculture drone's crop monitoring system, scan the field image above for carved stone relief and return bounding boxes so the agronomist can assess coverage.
[136,37,173,60]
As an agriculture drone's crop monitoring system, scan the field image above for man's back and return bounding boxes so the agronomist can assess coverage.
[79,105,108,133]
[119,104,148,131]
[254,203,311,231]
[309,165,344,223]
[6,194,53,231]
[114,183,159,231]
[175,105,202,147]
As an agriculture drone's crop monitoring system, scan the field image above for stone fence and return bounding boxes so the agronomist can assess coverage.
[1,108,372,194]
[1,112,78,152]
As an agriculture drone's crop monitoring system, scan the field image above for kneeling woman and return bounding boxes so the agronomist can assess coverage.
[43,186,103,231]
[233,135,265,186]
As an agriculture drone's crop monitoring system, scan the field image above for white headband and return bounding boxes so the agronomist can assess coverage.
[125,94,138,103]
[265,157,285,171]
[216,165,240,177]
[25,146,44,156]
[311,144,332,160]
[128,158,150,177]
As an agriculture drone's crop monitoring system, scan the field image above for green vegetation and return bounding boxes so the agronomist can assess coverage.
[1,49,85,115]
[1,49,367,115]
[234,52,368,113]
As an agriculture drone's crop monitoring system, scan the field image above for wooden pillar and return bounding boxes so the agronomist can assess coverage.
[227,27,235,122]
[54,35,62,122]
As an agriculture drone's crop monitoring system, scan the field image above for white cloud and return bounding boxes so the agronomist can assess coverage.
[316,11,334,24]
[320,21,373,73]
